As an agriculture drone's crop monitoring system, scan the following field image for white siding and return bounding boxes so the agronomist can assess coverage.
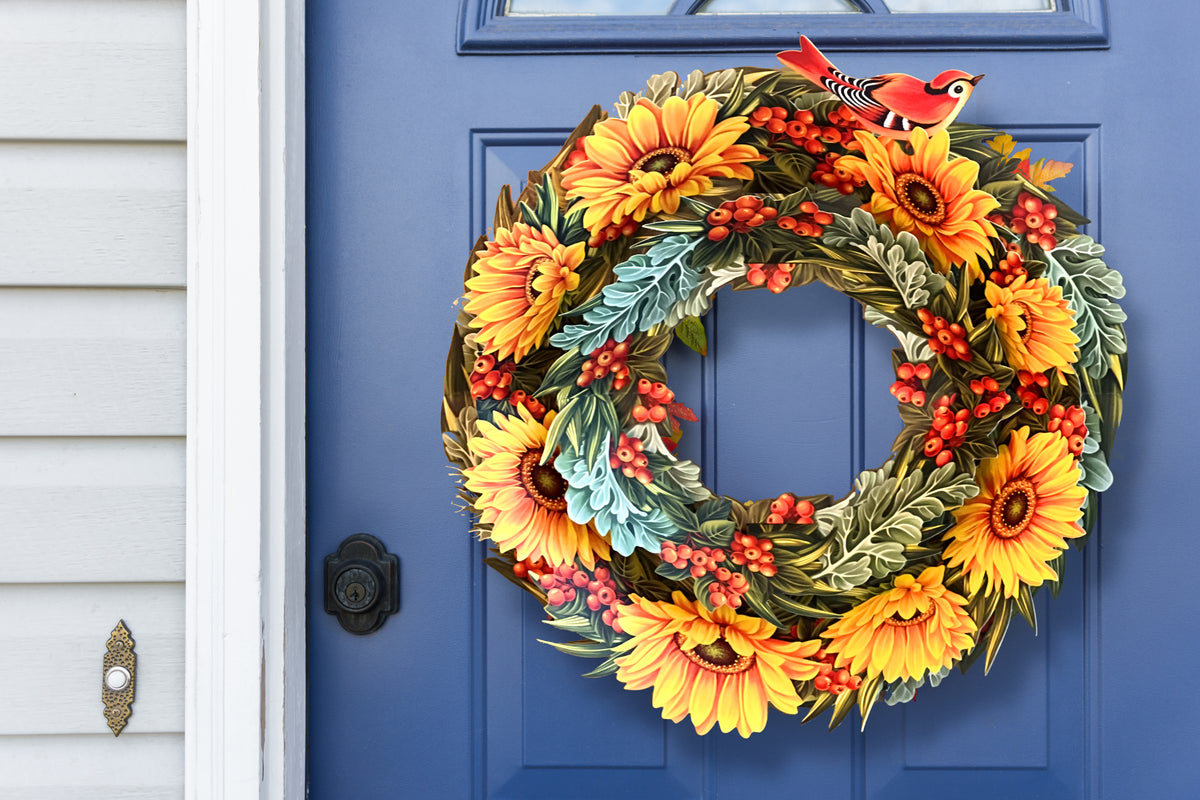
[0,1,186,796]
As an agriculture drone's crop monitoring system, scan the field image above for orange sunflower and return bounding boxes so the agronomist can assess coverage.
[463,405,610,569]
[463,222,584,363]
[985,275,1079,375]
[943,427,1086,599]
[839,127,999,279]
[561,93,763,236]
[614,592,821,737]
[821,566,976,683]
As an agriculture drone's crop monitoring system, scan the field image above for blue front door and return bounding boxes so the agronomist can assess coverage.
[307,3,1200,797]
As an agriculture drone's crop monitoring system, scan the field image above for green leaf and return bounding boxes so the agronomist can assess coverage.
[551,235,704,353]
[675,316,708,355]
[1043,235,1127,379]
[813,462,978,591]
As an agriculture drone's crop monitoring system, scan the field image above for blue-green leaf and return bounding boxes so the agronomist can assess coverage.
[551,235,702,353]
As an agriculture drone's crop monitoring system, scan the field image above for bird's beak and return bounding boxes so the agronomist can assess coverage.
[970,74,985,86]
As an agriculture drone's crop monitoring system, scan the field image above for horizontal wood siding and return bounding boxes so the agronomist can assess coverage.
[0,289,185,436]
[0,1,186,795]
[0,438,184,582]
[0,143,186,287]
[0,1,184,141]
[0,734,183,799]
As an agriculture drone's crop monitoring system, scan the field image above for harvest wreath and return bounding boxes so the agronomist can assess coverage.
[441,42,1126,737]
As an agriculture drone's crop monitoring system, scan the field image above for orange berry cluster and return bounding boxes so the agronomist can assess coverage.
[658,541,752,608]
[1015,370,1051,415]
[968,377,1011,419]
[1006,192,1059,251]
[707,572,750,608]
[748,105,862,155]
[538,563,627,632]
[990,242,1029,287]
[660,541,727,579]
[538,563,581,607]
[746,262,795,294]
[609,432,652,484]
[470,354,515,401]
[812,152,866,195]
[890,361,932,407]
[506,389,547,420]
[577,337,632,390]
[766,493,815,525]
[729,532,778,577]
[706,196,778,241]
[778,201,833,237]
[1047,403,1088,456]
[587,219,639,249]
[924,394,970,467]
[512,556,550,581]
[917,308,973,362]
[632,378,674,424]
[812,648,862,695]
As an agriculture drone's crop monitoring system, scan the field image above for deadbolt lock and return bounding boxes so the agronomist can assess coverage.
[324,533,400,635]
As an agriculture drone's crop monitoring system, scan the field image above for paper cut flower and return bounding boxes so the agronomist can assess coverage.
[820,566,976,683]
[464,405,610,569]
[942,427,1086,598]
[840,127,998,279]
[464,222,584,364]
[562,93,762,236]
[985,275,1079,375]
[614,591,820,737]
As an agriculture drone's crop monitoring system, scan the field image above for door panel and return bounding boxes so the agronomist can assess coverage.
[308,1,1200,797]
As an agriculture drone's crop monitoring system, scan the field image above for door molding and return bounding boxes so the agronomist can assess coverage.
[186,0,306,796]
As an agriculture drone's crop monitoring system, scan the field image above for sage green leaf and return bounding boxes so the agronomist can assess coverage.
[1043,235,1127,378]
[814,462,977,591]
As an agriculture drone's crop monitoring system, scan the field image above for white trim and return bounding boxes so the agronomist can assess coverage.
[186,0,306,796]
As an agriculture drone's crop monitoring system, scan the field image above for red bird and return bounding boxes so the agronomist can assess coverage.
[777,36,983,140]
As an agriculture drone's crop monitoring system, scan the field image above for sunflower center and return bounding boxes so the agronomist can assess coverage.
[1014,302,1034,344]
[630,146,692,177]
[524,257,554,306]
[675,633,755,674]
[883,606,935,627]
[895,172,947,225]
[519,450,568,512]
[991,478,1037,538]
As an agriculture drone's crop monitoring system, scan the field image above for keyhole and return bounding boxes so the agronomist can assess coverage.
[335,566,378,611]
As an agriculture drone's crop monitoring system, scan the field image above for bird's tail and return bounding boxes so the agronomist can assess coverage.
[776,36,836,84]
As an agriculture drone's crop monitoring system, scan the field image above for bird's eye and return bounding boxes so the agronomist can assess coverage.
[950,84,964,96]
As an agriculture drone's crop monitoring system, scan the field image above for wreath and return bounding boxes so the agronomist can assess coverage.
[442,48,1126,738]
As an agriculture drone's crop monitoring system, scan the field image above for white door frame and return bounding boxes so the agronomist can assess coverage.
[185,0,306,796]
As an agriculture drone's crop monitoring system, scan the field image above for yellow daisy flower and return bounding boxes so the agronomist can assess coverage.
[839,127,999,279]
[614,592,820,737]
[561,93,763,236]
[943,427,1086,599]
[464,222,583,364]
[463,405,610,569]
[821,565,977,683]
[985,275,1079,375]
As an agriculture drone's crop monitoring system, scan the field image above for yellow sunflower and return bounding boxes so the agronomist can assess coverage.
[985,275,1079,375]
[463,222,584,364]
[463,405,610,569]
[614,592,820,737]
[821,566,976,683]
[561,93,763,236]
[943,427,1086,599]
[839,127,999,279]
